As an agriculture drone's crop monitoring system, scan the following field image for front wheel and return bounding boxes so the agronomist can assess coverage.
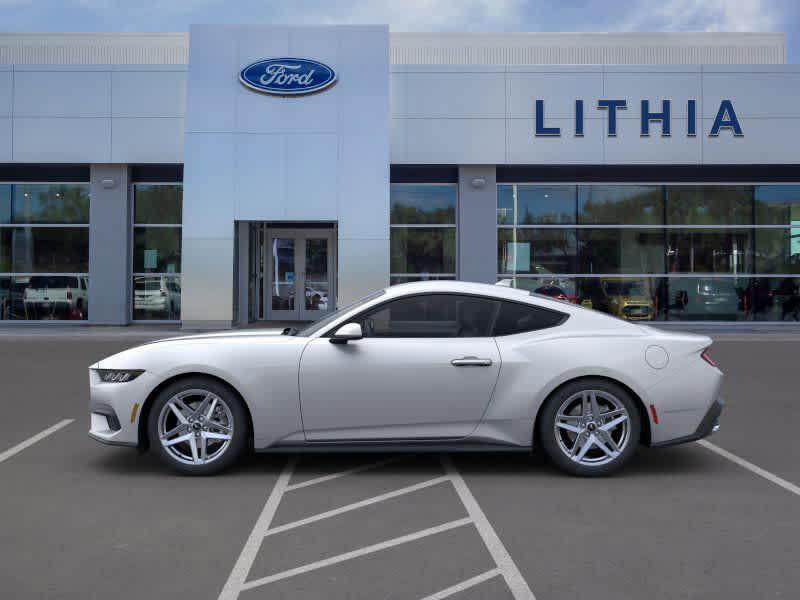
[538,378,641,476]
[148,377,249,475]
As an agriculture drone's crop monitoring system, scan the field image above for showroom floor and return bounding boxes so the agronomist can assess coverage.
[0,333,798,599]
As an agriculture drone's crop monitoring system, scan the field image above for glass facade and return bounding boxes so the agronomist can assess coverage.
[132,184,182,320]
[390,184,457,285]
[0,184,90,321]
[498,184,800,321]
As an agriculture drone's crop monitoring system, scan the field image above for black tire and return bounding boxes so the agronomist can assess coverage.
[538,378,641,477]
[147,376,249,475]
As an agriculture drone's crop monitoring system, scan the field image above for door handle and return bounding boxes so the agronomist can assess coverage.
[451,356,493,367]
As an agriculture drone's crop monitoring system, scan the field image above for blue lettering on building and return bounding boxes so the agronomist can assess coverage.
[534,98,742,138]
[709,99,743,137]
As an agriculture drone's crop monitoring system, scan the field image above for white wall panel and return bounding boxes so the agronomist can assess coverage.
[390,118,406,163]
[13,117,110,162]
[0,118,11,160]
[285,134,338,221]
[604,70,701,118]
[0,69,11,117]
[506,117,604,164]
[234,134,286,221]
[702,118,798,164]
[112,70,185,116]
[337,238,389,306]
[506,71,602,119]
[338,134,389,238]
[606,118,701,164]
[402,72,505,118]
[111,117,184,162]
[182,132,235,238]
[405,118,504,164]
[184,26,238,133]
[14,70,109,117]
[702,72,800,118]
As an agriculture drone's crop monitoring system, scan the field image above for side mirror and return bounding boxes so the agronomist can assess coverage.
[330,322,363,344]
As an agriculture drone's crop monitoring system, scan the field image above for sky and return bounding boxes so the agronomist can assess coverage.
[0,0,797,62]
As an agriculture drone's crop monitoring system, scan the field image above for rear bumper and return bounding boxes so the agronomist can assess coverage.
[651,397,724,448]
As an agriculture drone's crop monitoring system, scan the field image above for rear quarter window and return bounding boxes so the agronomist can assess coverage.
[493,300,567,336]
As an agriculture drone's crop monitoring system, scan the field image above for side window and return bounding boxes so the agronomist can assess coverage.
[353,294,499,338]
[493,301,566,336]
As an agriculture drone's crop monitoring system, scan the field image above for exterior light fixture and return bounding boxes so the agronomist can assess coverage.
[470,177,487,189]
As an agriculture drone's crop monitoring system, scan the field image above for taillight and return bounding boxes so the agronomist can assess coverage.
[556,294,567,301]
[701,347,717,367]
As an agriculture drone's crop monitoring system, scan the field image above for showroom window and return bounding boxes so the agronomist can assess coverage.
[0,183,90,321]
[497,184,800,322]
[132,184,182,321]
[390,184,457,285]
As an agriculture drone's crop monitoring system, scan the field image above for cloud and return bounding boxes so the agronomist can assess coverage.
[278,0,525,31]
[621,0,781,32]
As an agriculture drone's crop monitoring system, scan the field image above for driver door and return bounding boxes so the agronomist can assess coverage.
[298,293,502,441]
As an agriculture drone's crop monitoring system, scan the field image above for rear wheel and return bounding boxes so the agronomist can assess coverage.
[538,378,640,476]
[148,377,248,475]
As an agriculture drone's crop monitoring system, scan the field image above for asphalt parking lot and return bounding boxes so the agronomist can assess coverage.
[1,329,799,599]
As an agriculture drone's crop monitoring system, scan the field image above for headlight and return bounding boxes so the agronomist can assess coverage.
[94,369,144,383]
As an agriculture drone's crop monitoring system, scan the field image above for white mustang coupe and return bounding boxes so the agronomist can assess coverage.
[89,281,723,476]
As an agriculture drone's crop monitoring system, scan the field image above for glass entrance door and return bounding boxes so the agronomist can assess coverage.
[265,229,335,321]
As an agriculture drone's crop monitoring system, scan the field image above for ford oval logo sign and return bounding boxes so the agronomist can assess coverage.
[239,58,337,96]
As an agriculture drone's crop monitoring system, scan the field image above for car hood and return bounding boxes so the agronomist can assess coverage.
[91,329,299,371]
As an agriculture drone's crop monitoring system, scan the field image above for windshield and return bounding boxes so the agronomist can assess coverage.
[604,281,647,296]
[293,289,386,337]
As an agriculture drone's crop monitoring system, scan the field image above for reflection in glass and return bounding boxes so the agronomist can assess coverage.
[755,228,800,274]
[272,283,295,311]
[390,275,456,285]
[4,184,90,224]
[498,276,578,303]
[1,227,89,273]
[305,238,329,311]
[134,185,183,225]
[133,275,181,320]
[576,278,665,321]
[497,229,577,274]
[666,229,752,274]
[578,229,664,275]
[515,185,576,225]
[749,277,800,321]
[666,277,747,321]
[390,184,457,225]
[0,275,88,320]
[666,186,752,225]
[578,186,662,225]
[271,238,295,311]
[755,185,800,225]
[133,227,181,273]
[391,228,456,274]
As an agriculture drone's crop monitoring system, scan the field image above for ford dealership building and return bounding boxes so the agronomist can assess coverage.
[0,27,798,327]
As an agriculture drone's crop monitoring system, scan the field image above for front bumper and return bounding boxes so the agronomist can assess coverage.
[651,397,724,448]
[88,369,158,447]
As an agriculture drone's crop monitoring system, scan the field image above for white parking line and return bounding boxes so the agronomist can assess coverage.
[419,568,502,600]
[442,456,536,600]
[265,475,451,537]
[284,455,404,491]
[218,457,297,600]
[0,419,74,464]
[240,518,473,591]
[698,440,800,497]
[219,454,536,599]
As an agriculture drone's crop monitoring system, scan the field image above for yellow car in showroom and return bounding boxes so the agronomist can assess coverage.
[581,279,655,321]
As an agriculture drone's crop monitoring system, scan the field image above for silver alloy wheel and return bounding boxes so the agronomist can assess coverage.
[553,389,631,466]
[157,389,234,466]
